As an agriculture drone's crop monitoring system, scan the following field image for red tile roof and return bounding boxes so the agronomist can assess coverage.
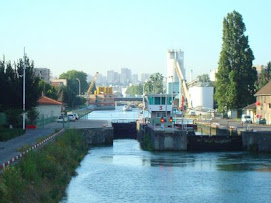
[242,103,256,110]
[255,81,271,96]
[38,96,63,105]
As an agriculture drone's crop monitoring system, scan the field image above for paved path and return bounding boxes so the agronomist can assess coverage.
[196,118,271,132]
[0,118,109,168]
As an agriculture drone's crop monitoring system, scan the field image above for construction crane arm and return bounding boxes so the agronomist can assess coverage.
[175,61,192,109]
[87,72,99,95]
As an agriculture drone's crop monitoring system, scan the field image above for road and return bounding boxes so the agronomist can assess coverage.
[0,119,109,168]
[197,118,271,132]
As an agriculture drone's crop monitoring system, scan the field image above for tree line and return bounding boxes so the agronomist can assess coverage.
[0,57,90,128]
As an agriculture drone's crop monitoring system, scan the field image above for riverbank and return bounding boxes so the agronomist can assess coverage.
[0,129,88,202]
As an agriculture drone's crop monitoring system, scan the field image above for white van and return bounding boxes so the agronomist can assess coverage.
[241,115,252,123]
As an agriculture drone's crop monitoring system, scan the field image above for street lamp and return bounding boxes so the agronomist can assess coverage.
[23,49,26,130]
[76,78,81,96]
[142,80,150,124]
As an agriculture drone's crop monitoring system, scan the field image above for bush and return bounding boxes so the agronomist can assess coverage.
[0,129,88,202]
[27,108,39,125]
[0,128,25,141]
[5,109,22,128]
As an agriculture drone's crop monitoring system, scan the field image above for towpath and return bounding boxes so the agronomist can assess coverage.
[0,119,109,170]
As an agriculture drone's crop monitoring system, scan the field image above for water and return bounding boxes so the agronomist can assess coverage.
[62,107,271,203]
[86,106,149,121]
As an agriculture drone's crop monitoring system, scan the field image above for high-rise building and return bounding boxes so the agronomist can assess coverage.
[132,74,138,84]
[120,68,132,85]
[140,73,151,83]
[34,68,50,83]
[107,70,115,84]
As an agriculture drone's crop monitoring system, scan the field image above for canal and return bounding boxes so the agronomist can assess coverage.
[62,107,271,203]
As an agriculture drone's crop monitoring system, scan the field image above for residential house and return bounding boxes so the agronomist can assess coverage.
[254,81,271,124]
[36,96,63,120]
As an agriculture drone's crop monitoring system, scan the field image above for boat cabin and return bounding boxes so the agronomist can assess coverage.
[145,94,175,126]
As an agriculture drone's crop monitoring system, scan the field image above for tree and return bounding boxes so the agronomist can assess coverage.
[198,74,210,83]
[144,73,164,94]
[215,11,257,112]
[126,84,143,96]
[255,62,271,90]
[38,80,58,100]
[59,70,88,95]
[0,57,40,111]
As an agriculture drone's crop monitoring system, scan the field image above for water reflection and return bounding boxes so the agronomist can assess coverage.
[62,139,271,203]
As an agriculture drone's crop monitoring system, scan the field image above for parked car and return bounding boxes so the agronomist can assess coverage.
[241,115,252,123]
[57,115,68,123]
[67,114,76,122]
[188,110,196,116]
[73,113,79,120]
[256,118,266,125]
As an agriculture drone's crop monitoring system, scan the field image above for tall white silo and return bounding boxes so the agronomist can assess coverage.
[167,50,185,106]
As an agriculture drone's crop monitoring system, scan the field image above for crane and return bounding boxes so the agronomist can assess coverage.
[87,72,99,95]
[175,61,192,109]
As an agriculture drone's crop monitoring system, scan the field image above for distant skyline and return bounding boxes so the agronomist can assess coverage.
[1,0,270,79]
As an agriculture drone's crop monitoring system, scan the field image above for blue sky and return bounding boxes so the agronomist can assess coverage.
[1,0,270,78]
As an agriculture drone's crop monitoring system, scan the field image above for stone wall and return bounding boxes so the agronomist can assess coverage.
[138,125,187,151]
[79,128,113,146]
[188,136,242,151]
[242,131,271,152]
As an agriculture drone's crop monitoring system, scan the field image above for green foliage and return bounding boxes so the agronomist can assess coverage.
[38,80,58,99]
[5,108,22,128]
[142,132,153,151]
[255,62,271,90]
[126,84,143,96]
[27,107,39,125]
[59,70,88,95]
[198,74,210,83]
[215,11,257,112]
[144,72,164,94]
[0,167,24,202]
[58,70,88,108]
[0,129,88,202]
[0,128,25,141]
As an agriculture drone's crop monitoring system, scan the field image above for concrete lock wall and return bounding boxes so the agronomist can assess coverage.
[242,132,271,152]
[142,126,187,151]
[187,136,242,151]
[79,128,113,145]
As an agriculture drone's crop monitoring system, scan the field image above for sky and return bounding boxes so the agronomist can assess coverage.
[1,0,271,79]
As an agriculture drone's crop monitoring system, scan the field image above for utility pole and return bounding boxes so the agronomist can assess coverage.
[22,48,26,130]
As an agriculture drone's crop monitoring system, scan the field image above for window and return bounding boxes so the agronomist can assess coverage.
[155,97,160,105]
[167,97,172,104]
[157,112,166,118]
[162,97,165,105]
[269,103,271,109]
[148,97,154,105]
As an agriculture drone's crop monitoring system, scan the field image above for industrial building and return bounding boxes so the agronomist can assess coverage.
[166,49,214,111]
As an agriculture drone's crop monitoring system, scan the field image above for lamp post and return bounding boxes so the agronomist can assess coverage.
[76,78,81,96]
[142,80,151,124]
[22,49,26,130]
[142,81,147,124]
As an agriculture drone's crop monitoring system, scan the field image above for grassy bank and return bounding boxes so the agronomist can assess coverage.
[0,129,88,202]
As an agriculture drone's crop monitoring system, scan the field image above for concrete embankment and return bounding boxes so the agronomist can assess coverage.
[242,131,271,152]
[138,124,190,151]
[79,127,113,146]
[138,123,271,152]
